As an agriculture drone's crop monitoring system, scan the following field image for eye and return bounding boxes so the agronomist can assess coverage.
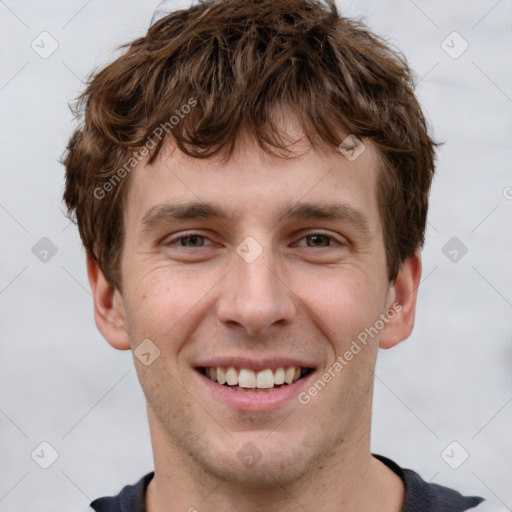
[165,232,213,248]
[163,231,344,250]
[296,233,342,248]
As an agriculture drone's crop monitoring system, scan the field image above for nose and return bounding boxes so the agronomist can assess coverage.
[216,241,297,338]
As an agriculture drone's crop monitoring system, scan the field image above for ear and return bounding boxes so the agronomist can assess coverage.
[86,255,131,350]
[379,250,422,349]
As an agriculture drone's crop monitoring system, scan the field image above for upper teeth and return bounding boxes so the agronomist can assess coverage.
[204,366,306,388]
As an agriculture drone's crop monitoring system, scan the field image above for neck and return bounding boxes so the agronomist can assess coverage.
[145,404,404,512]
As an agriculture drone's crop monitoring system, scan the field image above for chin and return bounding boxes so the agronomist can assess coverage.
[196,434,317,489]
[206,453,311,490]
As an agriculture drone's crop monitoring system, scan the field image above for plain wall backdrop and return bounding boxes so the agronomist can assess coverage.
[0,0,511,510]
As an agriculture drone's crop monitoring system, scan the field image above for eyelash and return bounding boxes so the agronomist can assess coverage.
[164,231,344,249]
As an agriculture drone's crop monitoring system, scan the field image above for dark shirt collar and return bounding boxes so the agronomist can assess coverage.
[90,454,485,512]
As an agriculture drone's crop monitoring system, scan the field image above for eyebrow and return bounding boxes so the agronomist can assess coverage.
[140,200,372,239]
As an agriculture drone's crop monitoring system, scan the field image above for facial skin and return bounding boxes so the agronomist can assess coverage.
[88,120,421,512]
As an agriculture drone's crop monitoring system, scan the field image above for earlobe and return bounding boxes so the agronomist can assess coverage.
[379,250,422,349]
[86,255,131,351]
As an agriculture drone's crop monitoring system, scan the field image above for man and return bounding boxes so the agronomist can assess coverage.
[62,0,485,510]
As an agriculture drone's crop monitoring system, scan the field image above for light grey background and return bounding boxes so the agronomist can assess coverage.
[0,0,511,510]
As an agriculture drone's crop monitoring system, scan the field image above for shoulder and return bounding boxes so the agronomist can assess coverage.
[373,454,485,512]
[89,472,154,512]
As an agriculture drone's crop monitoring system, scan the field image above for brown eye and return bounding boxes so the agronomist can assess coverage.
[164,232,213,248]
[305,234,332,248]
[178,235,206,247]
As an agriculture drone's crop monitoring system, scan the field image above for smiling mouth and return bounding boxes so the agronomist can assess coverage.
[197,366,314,392]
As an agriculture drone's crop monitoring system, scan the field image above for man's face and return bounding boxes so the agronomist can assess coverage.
[108,128,400,486]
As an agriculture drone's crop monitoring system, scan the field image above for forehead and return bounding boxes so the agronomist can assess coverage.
[123,129,382,234]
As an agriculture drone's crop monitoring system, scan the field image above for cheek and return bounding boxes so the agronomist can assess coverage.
[121,269,205,406]
[122,265,219,342]
[294,265,388,347]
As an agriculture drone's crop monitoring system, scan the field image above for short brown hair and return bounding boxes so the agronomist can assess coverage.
[62,0,441,290]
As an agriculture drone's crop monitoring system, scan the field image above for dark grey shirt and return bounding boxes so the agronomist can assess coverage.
[90,454,485,511]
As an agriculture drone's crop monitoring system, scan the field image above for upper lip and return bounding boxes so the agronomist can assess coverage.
[194,357,316,372]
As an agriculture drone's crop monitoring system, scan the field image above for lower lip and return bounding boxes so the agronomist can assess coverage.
[196,370,315,411]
